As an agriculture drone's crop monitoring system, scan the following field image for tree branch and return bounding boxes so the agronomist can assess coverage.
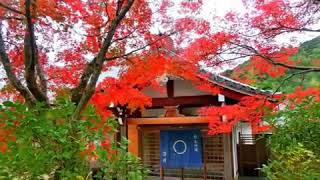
[272,69,316,97]
[24,0,49,104]
[230,42,320,72]
[116,0,124,16]
[0,2,25,15]
[0,22,36,104]
[107,31,178,60]
[71,59,96,103]
[71,30,177,104]
[35,56,48,97]
[72,0,135,119]
[0,16,24,21]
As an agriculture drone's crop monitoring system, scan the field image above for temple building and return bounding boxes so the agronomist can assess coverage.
[113,73,271,179]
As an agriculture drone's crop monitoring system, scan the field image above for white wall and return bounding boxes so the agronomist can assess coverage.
[141,108,165,117]
[141,86,167,98]
[174,80,210,97]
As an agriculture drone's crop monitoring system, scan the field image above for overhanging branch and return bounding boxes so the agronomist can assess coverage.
[230,41,320,72]
[272,69,316,97]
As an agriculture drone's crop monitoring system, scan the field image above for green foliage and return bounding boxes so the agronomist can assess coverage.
[263,144,320,180]
[94,137,149,180]
[262,100,320,179]
[0,99,147,179]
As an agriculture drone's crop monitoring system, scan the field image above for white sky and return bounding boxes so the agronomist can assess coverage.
[203,0,319,44]
[202,0,246,16]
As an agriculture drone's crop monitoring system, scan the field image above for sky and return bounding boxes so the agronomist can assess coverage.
[202,0,245,16]
[203,0,319,44]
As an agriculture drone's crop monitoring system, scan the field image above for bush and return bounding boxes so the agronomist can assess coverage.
[262,100,320,179]
[0,99,147,179]
[263,144,320,179]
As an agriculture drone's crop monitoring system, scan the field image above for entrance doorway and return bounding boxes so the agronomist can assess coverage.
[139,125,225,180]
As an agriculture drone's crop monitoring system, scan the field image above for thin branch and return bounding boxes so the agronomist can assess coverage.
[215,54,250,62]
[229,41,320,72]
[35,58,48,97]
[272,69,316,97]
[0,2,25,15]
[287,27,320,32]
[0,16,24,21]
[107,31,178,60]
[111,27,138,43]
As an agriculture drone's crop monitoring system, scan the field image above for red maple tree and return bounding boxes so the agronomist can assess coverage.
[0,0,319,137]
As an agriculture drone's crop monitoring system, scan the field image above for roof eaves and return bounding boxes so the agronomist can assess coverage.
[198,70,273,97]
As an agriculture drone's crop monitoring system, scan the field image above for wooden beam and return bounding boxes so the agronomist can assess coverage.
[151,95,220,107]
[127,116,209,125]
[220,88,246,101]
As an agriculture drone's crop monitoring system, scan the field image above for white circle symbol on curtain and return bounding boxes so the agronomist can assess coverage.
[173,140,187,154]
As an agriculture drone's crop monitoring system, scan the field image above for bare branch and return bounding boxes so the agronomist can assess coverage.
[35,57,48,97]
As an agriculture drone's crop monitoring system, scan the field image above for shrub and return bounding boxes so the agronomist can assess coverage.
[0,99,147,179]
[262,100,320,179]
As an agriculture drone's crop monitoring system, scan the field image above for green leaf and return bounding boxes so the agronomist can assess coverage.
[2,101,15,107]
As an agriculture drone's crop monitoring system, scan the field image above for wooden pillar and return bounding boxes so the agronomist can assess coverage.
[232,126,239,179]
[224,134,233,180]
[239,132,244,176]
[181,168,184,180]
[160,166,164,180]
[128,124,139,156]
[203,137,207,180]
[219,94,233,179]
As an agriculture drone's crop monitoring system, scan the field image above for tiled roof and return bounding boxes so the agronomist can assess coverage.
[200,70,273,97]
